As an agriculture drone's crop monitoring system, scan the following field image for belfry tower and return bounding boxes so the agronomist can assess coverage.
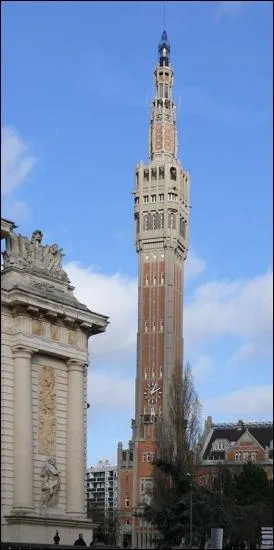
[117,31,190,549]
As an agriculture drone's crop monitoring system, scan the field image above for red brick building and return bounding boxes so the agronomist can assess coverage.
[117,30,190,549]
[195,417,273,487]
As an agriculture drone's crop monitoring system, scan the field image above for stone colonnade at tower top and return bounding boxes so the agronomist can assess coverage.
[1,217,109,545]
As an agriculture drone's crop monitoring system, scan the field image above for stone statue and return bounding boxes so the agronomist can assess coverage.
[40,457,61,509]
[2,227,69,282]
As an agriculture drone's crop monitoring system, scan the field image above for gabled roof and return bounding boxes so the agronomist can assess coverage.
[202,423,273,459]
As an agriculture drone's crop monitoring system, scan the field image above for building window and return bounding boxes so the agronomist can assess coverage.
[151,168,157,181]
[135,214,139,234]
[152,213,156,229]
[134,197,139,205]
[145,274,149,286]
[151,194,156,203]
[168,193,177,201]
[160,320,164,331]
[235,452,242,461]
[152,320,156,332]
[168,212,176,229]
[153,275,157,285]
[144,320,148,333]
[160,273,164,284]
[144,169,149,182]
[159,166,165,180]
[125,497,130,507]
[143,214,148,231]
[159,193,164,202]
[251,451,257,462]
[143,195,149,204]
[170,167,177,181]
[164,84,169,99]
[160,367,163,378]
[159,212,164,228]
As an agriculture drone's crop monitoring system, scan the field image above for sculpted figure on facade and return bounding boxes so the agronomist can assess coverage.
[2,227,69,282]
[40,457,61,509]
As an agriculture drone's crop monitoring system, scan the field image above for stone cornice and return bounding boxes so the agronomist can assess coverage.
[4,513,98,529]
[1,288,108,336]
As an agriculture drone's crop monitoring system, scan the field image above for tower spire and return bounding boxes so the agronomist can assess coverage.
[149,30,177,161]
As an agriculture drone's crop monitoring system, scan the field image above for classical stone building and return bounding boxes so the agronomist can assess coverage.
[1,218,108,544]
[117,31,190,549]
[195,417,273,486]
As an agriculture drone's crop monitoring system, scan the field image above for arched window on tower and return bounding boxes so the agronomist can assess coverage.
[144,169,149,182]
[145,274,149,286]
[164,84,169,99]
[144,321,148,333]
[160,320,164,332]
[152,320,156,332]
[159,166,165,180]
[170,167,177,181]
[153,274,157,285]
[160,273,164,285]
[151,168,157,181]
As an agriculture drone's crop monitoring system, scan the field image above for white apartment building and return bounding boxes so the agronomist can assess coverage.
[86,460,118,520]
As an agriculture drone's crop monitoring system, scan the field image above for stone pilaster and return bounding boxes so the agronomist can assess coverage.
[66,359,85,516]
[12,346,37,513]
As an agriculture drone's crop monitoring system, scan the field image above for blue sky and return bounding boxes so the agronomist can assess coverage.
[2,1,273,466]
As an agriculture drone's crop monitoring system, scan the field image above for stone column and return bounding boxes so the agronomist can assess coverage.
[66,359,85,516]
[12,346,36,512]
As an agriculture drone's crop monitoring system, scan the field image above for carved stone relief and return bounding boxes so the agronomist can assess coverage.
[2,229,69,282]
[38,366,56,455]
[40,456,61,509]
[32,319,44,336]
[68,330,77,345]
[50,325,60,341]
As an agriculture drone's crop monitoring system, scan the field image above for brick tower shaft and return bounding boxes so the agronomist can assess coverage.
[118,31,190,549]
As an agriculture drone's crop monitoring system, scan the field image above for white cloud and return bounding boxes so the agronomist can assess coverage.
[2,198,30,223]
[192,356,212,383]
[185,250,206,281]
[1,126,37,195]
[215,1,248,21]
[87,370,134,410]
[185,271,273,361]
[65,260,272,419]
[203,385,273,420]
[65,262,138,361]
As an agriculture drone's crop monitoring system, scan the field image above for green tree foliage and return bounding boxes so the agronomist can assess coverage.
[141,364,273,549]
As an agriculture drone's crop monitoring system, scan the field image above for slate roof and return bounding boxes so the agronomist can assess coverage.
[203,423,273,460]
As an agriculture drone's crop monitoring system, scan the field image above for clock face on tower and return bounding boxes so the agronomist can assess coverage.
[144,382,162,403]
